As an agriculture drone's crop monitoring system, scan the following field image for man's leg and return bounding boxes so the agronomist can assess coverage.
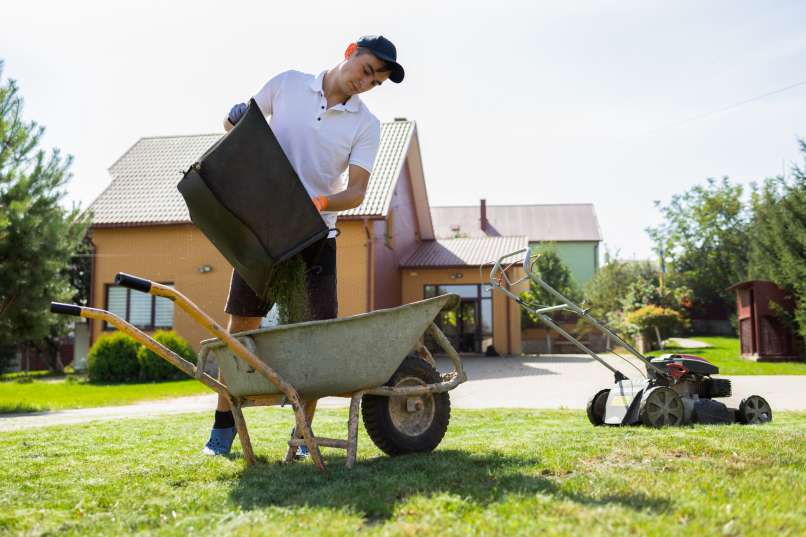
[214,314,262,412]
[203,271,270,456]
[293,239,338,458]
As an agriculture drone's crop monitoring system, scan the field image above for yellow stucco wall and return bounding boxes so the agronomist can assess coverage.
[400,266,526,355]
[334,220,370,317]
[91,225,231,350]
[91,222,372,350]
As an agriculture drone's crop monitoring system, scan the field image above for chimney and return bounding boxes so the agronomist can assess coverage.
[480,199,488,232]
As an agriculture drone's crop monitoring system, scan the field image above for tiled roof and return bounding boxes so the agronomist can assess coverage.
[340,120,415,217]
[431,204,602,242]
[91,134,219,225]
[90,121,416,226]
[400,236,529,267]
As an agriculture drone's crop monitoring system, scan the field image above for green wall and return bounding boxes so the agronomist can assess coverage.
[530,241,599,285]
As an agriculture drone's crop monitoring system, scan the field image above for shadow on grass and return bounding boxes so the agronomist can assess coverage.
[228,449,671,521]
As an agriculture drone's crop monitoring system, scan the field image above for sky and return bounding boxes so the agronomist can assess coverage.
[3,0,805,260]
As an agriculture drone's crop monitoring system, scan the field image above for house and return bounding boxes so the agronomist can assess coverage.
[88,120,527,355]
[424,201,603,354]
[430,202,602,285]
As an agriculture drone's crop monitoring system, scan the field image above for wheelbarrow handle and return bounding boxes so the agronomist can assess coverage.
[50,302,83,316]
[115,272,152,293]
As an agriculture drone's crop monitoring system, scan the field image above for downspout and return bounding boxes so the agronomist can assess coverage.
[88,236,97,346]
[505,271,511,354]
[363,218,374,311]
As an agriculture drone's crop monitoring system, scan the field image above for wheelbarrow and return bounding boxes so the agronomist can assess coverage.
[51,273,466,471]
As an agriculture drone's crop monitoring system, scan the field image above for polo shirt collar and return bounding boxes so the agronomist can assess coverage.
[310,71,361,113]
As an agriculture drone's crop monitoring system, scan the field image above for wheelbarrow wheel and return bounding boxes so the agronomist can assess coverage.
[362,354,451,456]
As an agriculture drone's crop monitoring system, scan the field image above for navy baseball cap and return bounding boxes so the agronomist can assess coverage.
[356,35,404,83]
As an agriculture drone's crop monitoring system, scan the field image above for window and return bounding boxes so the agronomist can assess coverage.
[105,283,174,330]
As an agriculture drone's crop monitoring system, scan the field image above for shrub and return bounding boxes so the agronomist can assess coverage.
[87,332,141,383]
[137,330,196,381]
[624,305,688,337]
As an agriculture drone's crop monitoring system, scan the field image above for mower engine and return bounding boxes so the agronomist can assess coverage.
[587,354,772,427]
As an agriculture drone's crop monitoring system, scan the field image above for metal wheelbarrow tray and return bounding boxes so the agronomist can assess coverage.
[51,273,466,471]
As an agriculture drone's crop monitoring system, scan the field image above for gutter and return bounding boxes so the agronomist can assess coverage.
[363,218,374,311]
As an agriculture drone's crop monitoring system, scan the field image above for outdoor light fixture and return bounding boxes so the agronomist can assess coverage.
[198,264,213,273]
[449,272,463,280]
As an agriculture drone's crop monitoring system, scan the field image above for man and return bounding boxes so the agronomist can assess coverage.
[203,35,405,457]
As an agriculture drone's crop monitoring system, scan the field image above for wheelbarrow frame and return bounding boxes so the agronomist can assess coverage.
[51,272,466,472]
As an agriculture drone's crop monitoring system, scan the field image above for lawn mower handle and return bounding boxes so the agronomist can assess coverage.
[489,249,670,381]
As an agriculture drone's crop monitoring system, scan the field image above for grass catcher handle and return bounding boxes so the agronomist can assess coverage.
[50,302,82,316]
[115,272,152,293]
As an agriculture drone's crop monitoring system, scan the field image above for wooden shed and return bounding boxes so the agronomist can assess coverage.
[729,280,801,361]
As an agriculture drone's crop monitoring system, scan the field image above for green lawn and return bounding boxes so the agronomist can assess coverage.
[648,336,806,375]
[0,376,211,414]
[2,409,804,535]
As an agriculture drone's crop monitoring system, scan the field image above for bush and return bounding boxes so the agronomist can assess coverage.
[624,305,688,337]
[87,332,141,383]
[137,331,196,381]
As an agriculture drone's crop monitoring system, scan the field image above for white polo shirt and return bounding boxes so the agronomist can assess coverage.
[253,70,381,230]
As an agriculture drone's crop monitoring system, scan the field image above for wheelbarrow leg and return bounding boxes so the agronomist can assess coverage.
[284,400,319,461]
[229,397,256,465]
[346,392,362,469]
[287,402,326,471]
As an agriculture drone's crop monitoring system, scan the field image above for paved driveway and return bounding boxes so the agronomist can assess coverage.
[441,354,805,411]
[1,354,803,431]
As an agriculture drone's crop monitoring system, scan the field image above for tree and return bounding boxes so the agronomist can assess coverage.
[647,177,750,321]
[583,253,691,342]
[520,244,581,325]
[748,140,806,341]
[0,61,91,372]
[583,256,658,320]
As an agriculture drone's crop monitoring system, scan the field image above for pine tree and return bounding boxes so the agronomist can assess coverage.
[748,140,806,340]
[0,61,91,371]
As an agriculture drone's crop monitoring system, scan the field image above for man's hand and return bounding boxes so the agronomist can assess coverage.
[227,103,248,126]
[311,195,329,212]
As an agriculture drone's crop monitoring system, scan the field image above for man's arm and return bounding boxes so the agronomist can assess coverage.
[320,165,370,212]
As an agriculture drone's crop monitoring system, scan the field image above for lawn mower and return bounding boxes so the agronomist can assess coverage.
[490,249,772,427]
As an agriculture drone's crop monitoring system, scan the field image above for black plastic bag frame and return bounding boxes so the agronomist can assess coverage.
[178,99,329,298]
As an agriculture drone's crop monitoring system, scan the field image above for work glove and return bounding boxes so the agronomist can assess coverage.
[227,102,248,125]
[311,195,329,212]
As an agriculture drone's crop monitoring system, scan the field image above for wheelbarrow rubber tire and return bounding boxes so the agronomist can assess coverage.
[362,355,451,456]
[586,388,610,426]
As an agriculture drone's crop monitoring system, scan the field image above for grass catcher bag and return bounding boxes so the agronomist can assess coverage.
[177,99,329,299]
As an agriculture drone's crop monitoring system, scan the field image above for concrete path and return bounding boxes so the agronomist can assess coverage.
[666,337,712,348]
[2,354,804,431]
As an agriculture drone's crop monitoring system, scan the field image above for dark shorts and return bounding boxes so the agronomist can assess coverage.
[225,238,338,320]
